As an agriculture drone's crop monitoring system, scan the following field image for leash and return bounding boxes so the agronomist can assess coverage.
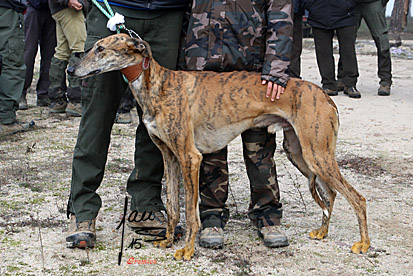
[91,0,142,40]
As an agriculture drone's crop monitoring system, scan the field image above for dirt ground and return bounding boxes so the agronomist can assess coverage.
[0,39,412,276]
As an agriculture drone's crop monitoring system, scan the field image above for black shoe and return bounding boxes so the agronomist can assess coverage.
[378,83,391,96]
[344,86,361,98]
[37,97,50,107]
[337,79,345,92]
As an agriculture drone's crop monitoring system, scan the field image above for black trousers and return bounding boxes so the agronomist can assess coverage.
[313,25,359,90]
[22,4,56,99]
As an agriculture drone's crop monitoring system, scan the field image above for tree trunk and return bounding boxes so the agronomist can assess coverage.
[389,0,411,32]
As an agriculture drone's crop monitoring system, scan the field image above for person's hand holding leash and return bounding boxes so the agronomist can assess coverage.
[262,80,285,101]
[68,0,83,11]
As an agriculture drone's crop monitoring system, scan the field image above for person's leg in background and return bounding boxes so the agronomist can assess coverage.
[19,4,39,110]
[36,8,56,106]
[0,7,34,137]
[358,2,392,95]
[312,27,337,96]
[336,25,360,98]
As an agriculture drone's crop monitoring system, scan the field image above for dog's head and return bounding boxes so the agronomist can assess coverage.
[67,33,152,78]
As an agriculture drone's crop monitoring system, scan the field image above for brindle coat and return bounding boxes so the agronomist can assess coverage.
[68,34,370,261]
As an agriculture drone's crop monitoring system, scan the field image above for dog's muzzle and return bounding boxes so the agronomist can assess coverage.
[67,65,76,76]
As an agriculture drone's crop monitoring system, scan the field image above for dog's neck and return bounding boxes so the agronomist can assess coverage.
[121,57,150,83]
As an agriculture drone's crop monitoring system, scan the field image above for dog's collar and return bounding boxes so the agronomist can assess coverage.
[121,57,150,83]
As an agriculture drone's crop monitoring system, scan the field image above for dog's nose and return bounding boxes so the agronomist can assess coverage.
[67,66,75,76]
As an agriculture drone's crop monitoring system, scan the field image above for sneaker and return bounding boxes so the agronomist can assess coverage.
[66,215,96,248]
[65,102,82,117]
[115,112,132,124]
[378,83,391,96]
[199,227,224,249]
[344,86,361,98]
[323,88,338,96]
[0,120,35,138]
[337,79,345,91]
[49,101,68,113]
[18,95,28,110]
[257,226,289,248]
[36,97,50,107]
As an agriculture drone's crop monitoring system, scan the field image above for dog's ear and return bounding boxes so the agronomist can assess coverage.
[126,39,151,58]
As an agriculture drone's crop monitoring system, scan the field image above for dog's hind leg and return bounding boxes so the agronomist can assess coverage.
[308,177,336,240]
[300,146,370,253]
[283,128,336,240]
[151,138,180,249]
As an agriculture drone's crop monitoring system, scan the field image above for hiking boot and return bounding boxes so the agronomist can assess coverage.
[378,83,391,96]
[199,227,224,249]
[115,112,132,124]
[65,102,82,117]
[323,88,338,96]
[49,101,68,113]
[66,215,96,248]
[127,210,184,240]
[37,97,50,107]
[18,95,28,110]
[257,226,289,248]
[0,120,35,138]
[127,210,167,236]
[344,86,361,98]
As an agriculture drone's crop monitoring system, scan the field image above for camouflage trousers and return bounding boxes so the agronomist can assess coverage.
[199,128,282,229]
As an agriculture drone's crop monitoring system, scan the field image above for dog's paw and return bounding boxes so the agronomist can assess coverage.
[309,227,328,240]
[351,240,370,254]
[153,237,173,248]
[174,247,194,261]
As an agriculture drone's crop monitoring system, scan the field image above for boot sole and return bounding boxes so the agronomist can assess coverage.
[199,239,224,249]
[66,232,96,248]
[257,230,289,248]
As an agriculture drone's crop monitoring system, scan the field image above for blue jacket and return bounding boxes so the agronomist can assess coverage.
[302,0,357,29]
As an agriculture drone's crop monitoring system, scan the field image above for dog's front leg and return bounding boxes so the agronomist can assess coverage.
[151,139,180,249]
[174,145,202,261]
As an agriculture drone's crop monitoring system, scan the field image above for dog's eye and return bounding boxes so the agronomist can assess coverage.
[96,46,104,53]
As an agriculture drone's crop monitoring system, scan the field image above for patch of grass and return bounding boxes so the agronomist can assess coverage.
[18,182,43,192]
[94,241,107,251]
[2,236,22,247]
[0,199,24,211]
[28,195,45,205]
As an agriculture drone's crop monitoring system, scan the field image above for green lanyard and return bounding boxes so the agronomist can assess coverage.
[91,0,124,33]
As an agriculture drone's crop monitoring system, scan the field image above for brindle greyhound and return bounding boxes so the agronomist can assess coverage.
[67,33,370,261]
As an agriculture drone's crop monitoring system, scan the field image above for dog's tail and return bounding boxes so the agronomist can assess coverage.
[309,175,329,217]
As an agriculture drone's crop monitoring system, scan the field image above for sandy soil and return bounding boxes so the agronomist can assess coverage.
[0,39,412,276]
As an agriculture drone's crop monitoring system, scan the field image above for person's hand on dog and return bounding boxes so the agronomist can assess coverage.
[262,80,285,101]
[68,0,83,11]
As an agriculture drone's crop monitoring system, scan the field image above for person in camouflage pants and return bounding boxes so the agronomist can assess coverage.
[181,0,293,249]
